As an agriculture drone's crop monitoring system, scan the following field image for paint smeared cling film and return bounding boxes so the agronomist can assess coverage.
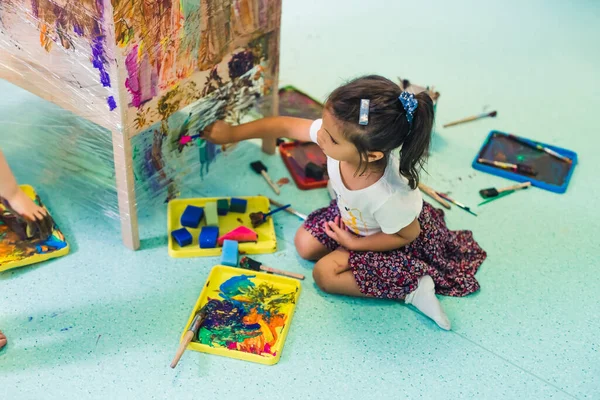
[0,0,282,223]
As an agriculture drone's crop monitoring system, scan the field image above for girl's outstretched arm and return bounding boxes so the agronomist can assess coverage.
[202,117,313,145]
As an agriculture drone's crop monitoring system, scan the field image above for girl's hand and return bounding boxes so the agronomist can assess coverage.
[324,216,358,250]
[5,189,47,222]
[2,188,53,240]
[201,121,238,145]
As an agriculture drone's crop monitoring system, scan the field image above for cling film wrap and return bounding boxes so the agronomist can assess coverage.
[0,0,281,222]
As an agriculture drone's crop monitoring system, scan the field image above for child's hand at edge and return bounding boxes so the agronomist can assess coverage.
[2,188,53,240]
[324,216,358,251]
[4,188,47,222]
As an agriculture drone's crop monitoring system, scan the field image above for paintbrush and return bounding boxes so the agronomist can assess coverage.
[436,192,477,216]
[250,161,280,195]
[240,256,305,280]
[478,190,516,206]
[443,111,497,128]
[479,181,531,198]
[249,204,291,228]
[477,158,537,176]
[418,182,451,209]
[268,198,307,220]
[170,308,207,368]
[506,134,572,163]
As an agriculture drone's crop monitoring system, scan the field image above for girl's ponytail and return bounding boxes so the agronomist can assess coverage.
[398,91,434,189]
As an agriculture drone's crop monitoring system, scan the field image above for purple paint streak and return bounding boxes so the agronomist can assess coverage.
[73,23,84,36]
[31,0,39,18]
[91,36,111,87]
[107,96,117,111]
[89,0,111,88]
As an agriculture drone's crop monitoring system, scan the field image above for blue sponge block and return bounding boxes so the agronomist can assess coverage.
[221,240,238,266]
[229,198,247,213]
[199,226,219,249]
[171,228,193,247]
[180,205,204,228]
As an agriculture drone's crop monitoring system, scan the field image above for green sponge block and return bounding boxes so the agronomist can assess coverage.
[204,202,219,227]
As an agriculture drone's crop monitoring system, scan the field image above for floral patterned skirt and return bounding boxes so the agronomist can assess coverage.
[303,200,487,300]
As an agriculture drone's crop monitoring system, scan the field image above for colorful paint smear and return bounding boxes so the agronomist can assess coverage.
[0,186,69,272]
[196,274,295,356]
[1,0,116,110]
[113,0,280,129]
[131,62,265,204]
[0,0,281,219]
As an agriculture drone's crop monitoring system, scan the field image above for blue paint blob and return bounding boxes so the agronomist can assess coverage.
[91,36,111,87]
[107,96,117,111]
[73,23,84,36]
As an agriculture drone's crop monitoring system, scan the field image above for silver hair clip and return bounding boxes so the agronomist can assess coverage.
[358,99,370,125]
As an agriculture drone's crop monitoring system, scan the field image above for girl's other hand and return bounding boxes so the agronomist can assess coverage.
[324,216,357,250]
[201,121,237,145]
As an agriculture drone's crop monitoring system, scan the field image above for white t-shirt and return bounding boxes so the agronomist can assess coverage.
[310,119,423,236]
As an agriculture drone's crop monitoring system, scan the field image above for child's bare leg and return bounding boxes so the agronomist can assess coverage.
[0,331,6,349]
[294,227,331,261]
[312,249,365,297]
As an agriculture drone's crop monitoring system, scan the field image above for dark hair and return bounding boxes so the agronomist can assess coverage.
[326,75,434,189]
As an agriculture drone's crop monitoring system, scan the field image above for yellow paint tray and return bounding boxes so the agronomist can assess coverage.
[167,196,278,258]
[0,185,69,272]
[180,265,301,365]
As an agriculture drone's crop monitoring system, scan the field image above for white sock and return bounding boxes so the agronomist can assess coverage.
[405,275,451,330]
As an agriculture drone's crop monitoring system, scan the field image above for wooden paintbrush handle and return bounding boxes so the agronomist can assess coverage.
[498,182,531,193]
[170,330,194,368]
[268,198,307,220]
[260,265,305,280]
[443,115,478,128]
[419,183,451,209]
[261,170,280,195]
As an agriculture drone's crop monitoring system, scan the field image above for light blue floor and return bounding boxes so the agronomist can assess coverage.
[1,1,599,399]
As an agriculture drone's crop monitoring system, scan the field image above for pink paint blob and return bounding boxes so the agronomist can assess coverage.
[124,45,158,108]
[227,342,238,350]
[179,136,192,145]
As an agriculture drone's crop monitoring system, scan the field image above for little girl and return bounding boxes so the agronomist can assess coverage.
[203,75,487,330]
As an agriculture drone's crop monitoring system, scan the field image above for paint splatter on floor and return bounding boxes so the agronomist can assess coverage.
[277,177,290,186]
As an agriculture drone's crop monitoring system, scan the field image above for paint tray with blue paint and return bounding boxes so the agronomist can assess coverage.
[167,196,277,258]
[180,265,301,365]
[472,131,577,194]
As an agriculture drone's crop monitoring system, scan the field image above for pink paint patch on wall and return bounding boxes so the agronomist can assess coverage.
[125,45,158,108]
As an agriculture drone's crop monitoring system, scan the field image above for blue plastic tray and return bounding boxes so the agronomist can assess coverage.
[472,131,577,194]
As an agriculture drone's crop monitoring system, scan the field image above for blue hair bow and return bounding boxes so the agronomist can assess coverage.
[399,92,418,125]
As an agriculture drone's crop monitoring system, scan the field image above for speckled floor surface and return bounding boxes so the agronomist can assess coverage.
[1,1,599,399]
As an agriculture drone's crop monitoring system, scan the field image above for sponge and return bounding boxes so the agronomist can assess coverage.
[180,205,204,228]
[204,202,219,227]
[217,199,229,216]
[171,228,193,247]
[229,198,247,213]
[199,226,219,248]
[221,240,238,267]
[217,226,258,246]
